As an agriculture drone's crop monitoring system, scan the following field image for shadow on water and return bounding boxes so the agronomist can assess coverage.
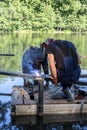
[11,113,87,130]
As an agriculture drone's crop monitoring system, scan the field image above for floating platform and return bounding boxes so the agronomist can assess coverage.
[0,70,87,124]
[11,83,87,124]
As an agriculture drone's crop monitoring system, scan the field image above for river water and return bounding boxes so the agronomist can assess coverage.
[0,33,87,130]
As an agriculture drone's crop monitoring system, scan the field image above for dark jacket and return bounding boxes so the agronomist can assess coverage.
[22,46,49,75]
[46,40,81,84]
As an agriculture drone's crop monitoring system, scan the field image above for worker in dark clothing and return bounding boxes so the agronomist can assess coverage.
[22,45,49,87]
[42,38,81,102]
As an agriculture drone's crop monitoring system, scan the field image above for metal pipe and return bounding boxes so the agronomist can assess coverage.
[0,54,15,56]
[0,70,43,80]
[0,70,87,80]
[0,93,11,96]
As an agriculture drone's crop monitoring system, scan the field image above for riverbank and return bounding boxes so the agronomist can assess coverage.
[0,30,87,35]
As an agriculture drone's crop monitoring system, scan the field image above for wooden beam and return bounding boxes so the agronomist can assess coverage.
[12,103,87,116]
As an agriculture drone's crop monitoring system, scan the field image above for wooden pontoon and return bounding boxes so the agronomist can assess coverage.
[0,70,87,124]
[11,82,87,124]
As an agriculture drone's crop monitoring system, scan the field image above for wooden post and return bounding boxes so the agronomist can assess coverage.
[37,79,44,116]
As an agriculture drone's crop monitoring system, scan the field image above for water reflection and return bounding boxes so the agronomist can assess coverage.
[0,33,87,71]
[0,101,10,129]
[0,100,20,130]
[11,118,87,130]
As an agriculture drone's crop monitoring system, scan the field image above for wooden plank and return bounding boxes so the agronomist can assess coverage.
[43,98,87,104]
[15,105,37,115]
[13,103,87,116]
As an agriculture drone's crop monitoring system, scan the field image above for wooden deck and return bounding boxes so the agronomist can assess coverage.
[11,83,87,124]
[11,85,87,115]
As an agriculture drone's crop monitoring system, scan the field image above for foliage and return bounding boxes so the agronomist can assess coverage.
[0,0,87,32]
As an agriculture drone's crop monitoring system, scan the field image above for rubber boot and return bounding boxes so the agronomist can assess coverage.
[62,87,75,102]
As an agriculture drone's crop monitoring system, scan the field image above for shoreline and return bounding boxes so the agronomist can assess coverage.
[0,30,87,34]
